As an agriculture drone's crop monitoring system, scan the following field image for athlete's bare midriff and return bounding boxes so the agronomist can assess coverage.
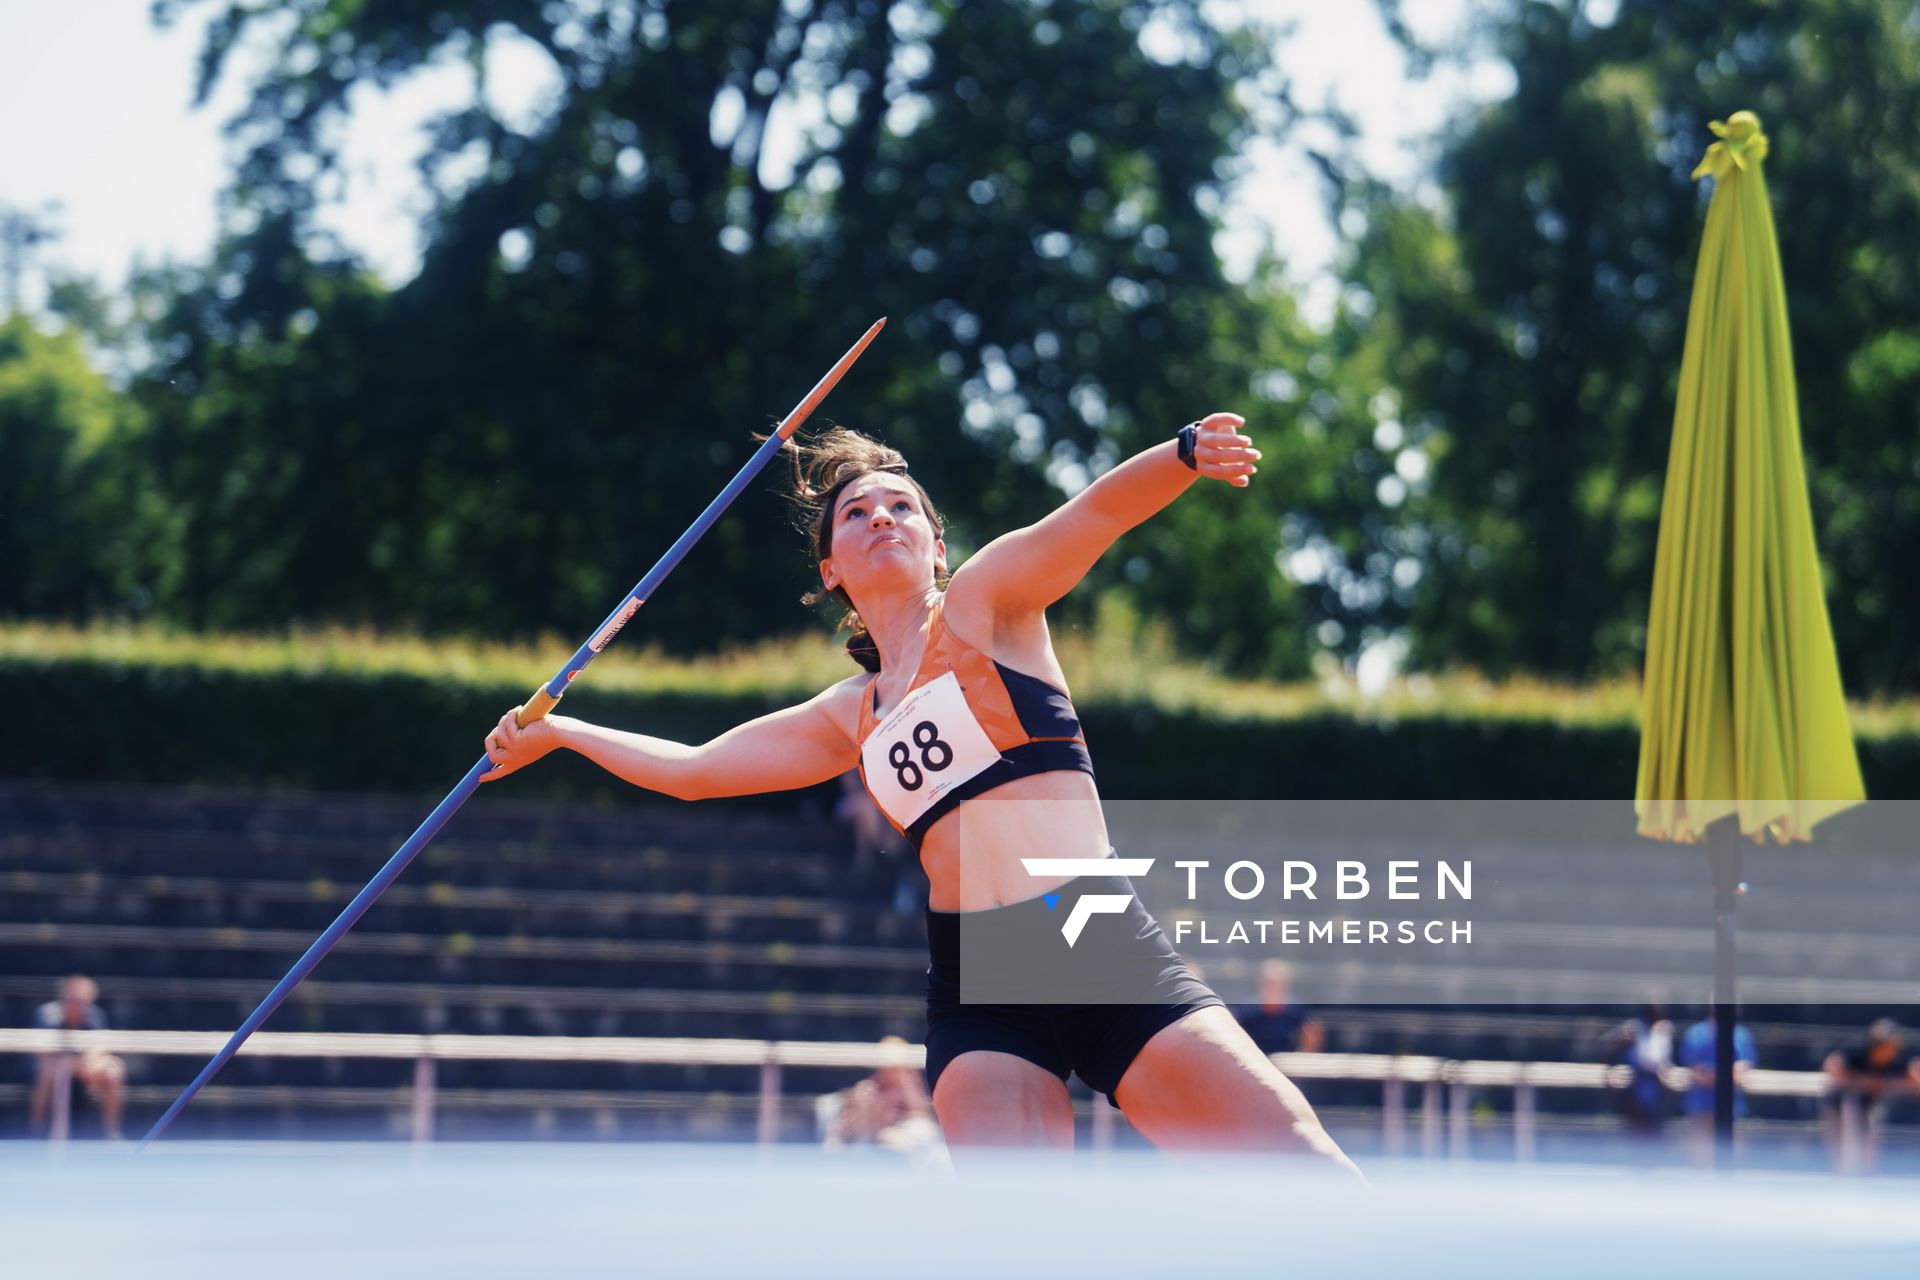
[917,768,1111,911]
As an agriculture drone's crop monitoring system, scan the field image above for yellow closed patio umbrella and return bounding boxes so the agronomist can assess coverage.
[1634,111,1866,1153]
[1636,111,1865,843]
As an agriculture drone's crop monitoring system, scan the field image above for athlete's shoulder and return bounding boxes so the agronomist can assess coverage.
[934,574,1061,684]
[933,569,1004,642]
[813,671,874,743]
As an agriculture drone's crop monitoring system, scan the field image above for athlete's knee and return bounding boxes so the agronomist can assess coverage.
[1286,1119,1367,1181]
[936,1100,1070,1148]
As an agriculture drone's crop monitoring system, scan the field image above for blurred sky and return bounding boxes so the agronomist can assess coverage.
[0,1,1508,324]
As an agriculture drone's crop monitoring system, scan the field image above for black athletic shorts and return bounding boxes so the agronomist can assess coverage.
[924,874,1223,1104]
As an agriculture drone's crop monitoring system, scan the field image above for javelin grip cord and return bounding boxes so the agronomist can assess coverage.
[141,318,886,1146]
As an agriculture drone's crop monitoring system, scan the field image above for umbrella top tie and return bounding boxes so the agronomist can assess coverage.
[1691,111,1769,182]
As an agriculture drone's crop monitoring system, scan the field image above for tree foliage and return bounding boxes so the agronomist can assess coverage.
[13,0,1920,693]
[1350,0,1920,689]
[0,315,174,619]
[122,0,1330,674]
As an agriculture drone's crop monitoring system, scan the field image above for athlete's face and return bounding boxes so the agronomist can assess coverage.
[820,475,946,598]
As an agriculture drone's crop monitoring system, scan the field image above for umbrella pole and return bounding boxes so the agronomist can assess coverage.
[1707,821,1744,1165]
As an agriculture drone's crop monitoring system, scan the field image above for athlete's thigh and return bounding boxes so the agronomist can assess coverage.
[1114,1005,1356,1170]
[932,1050,1075,1150]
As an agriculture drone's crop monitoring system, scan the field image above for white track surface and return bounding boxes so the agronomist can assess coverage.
[6,1143,1918,1277]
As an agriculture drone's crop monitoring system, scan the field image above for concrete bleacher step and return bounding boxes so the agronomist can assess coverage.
[0,779,872,906]
[0,781,842,862]
[0,974,922,1042]
[5,871,924,947]
[0,831,876,900]
[2,780,922,1057]
[0,921,929,1001]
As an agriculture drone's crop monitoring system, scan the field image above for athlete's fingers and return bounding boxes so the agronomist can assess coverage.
[484,703,548,768]
[1183,414,1251,488]
[481,737,522,783]
[1195,412,1256,463]
[1200,453,1258,486]
[482,709,522,782]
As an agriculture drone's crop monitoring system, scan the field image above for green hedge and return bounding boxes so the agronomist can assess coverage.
[9,656,1913,801]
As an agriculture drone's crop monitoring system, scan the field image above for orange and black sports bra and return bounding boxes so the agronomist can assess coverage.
[854,599,1095,849]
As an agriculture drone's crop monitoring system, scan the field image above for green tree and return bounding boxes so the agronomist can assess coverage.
[136,0,1328,674]
[1353,0,1920,689]
[0,315,175,618]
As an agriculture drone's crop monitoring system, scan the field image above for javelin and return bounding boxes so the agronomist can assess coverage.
[141,318,887,1146]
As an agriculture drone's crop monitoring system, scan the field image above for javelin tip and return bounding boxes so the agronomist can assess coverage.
[775,319,887,439]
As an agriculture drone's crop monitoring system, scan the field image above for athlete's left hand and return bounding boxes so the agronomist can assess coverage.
[1192,411,1260,488]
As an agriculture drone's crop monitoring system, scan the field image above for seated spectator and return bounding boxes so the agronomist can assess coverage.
[1823,1019,1920,1173]
[1675,1011,1754,1165]
[821,1036,941,1157]
[30,975,127,1140]
[1595,1003,1673,1139]
[1232,960,1324,1056]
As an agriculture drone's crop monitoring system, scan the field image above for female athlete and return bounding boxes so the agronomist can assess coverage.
[483,413,1358,1173]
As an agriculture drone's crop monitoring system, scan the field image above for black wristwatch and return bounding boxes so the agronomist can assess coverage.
[1176,421,1200,470]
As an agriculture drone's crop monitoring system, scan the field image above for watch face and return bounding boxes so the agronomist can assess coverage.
[1178,423,1200,469]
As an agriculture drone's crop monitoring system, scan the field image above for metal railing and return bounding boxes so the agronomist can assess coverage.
[2,1027,1874,1165]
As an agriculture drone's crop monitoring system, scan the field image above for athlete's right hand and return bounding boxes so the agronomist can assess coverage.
[481,708,564,782]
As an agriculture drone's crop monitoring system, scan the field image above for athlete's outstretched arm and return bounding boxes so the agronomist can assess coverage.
[482,678,862,800]
[955,410,1258,613]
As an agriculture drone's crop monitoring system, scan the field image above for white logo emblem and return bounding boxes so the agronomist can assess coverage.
[1019,858,1155,947]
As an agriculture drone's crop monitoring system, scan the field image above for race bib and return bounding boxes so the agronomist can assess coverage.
[860,672,1002,829]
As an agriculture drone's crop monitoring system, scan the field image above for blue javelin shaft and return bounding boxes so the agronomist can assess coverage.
[142,318,886,1146]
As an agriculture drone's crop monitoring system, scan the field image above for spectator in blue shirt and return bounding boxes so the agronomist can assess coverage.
[1676,1012,1754,1163]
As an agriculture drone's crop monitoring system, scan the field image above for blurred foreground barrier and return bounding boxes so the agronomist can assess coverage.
[6,1028,1864,1164]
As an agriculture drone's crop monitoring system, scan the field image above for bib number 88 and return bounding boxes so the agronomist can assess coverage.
[886,720,954,791]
